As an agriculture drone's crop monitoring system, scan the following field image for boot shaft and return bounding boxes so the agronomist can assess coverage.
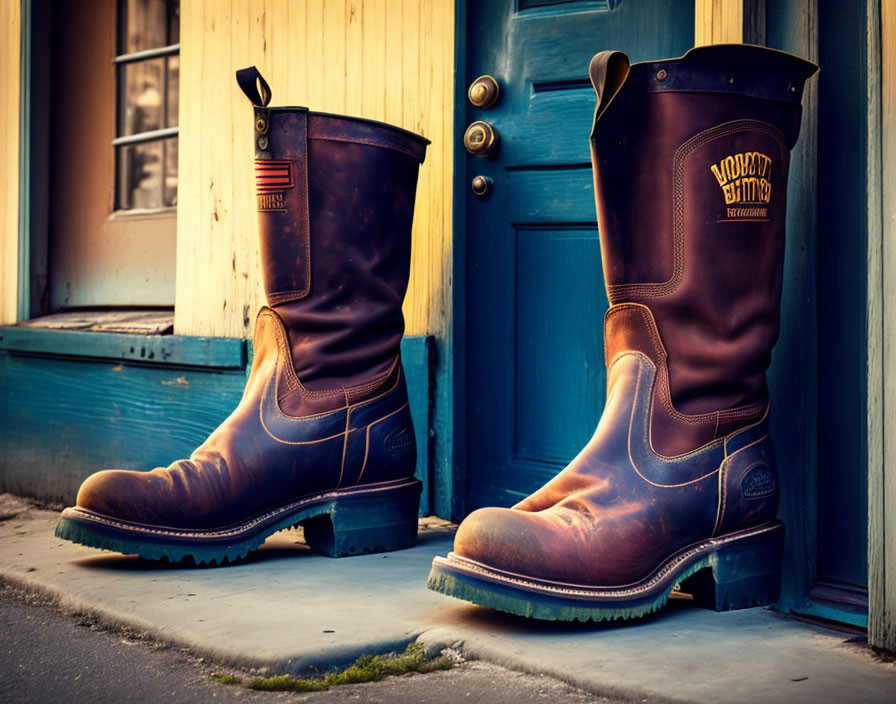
[590,46,817,424]
[237,68,429,390]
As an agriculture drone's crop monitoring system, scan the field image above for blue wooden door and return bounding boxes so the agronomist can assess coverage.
[461,1,694,512]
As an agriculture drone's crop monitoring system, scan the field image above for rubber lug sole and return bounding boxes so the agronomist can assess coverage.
[55,478,422,565]
[427,520,783,622]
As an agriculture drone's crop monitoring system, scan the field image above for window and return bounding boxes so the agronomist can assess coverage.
[115,0,180,210]
[44,0,179,312]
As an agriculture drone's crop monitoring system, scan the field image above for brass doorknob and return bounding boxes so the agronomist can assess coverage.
[464,121,500,157]
[468,75,500,109]
[471,175,493,197]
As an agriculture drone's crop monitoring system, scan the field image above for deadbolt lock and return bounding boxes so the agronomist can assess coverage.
[468,75,500,109]
[464,121,500,158]
[471,175,493,197]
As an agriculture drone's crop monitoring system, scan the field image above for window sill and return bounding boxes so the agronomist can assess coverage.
[109,206,177,220]
[0,325,246,369]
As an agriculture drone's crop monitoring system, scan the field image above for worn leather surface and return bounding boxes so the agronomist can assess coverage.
[76,309,417,529]
[454,341,777,586]
[451,45,813,587]
[72,79,427,531]
[590,44,817,454]
[257,109,428,394]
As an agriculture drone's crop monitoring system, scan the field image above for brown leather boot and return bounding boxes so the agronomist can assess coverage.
[429,45,817,620]
[56,68,429,564]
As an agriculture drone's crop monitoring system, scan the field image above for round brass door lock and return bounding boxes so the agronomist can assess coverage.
[471,175,493,197]
[468,75,500,109]
[464,121,500,158]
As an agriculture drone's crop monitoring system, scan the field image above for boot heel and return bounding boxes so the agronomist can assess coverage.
[302,480,422,558]
[678,522,784,612]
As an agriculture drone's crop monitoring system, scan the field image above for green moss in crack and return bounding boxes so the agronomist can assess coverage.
[239,643,452,692]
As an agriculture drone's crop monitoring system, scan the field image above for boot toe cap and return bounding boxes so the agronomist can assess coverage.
[76,469,174,526]
[453,506,586,583]
[453,504,650,586]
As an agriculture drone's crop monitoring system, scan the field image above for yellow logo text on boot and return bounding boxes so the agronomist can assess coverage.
[710,152,772,221]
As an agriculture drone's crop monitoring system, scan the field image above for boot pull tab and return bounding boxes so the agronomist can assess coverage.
[236,67,277,156]
[589,51,630,137]
[236,66,272,107]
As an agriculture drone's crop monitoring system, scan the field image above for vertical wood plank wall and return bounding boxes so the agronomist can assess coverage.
[0,1,20,324]
[175,0,454,341]
[694,0,743,45]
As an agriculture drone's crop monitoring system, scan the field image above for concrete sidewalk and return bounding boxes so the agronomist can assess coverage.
[1,495,894,704]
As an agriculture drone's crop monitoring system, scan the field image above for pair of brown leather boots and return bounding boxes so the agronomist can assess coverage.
[57,44,817,622]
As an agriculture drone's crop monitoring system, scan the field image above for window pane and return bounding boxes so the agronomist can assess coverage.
[167,0,180,44]
[163,138,178,207]
[166,55,179,128]
[118,141,163,210]
[123,0,167,53]
[121,58,164,136]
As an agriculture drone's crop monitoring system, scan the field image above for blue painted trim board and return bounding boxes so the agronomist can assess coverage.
[0,326,246,368]
[17,0,32,321]
[445,0,468,523]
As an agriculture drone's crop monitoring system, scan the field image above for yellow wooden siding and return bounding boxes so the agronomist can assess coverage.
[694,0,744,45]
[175,0,454,340]
[0,0,20,324]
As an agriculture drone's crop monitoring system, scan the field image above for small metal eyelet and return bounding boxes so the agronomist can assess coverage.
[656,69,667,81]
[728,76,735,84]
[257,136,269,150]
[255,115,269,134]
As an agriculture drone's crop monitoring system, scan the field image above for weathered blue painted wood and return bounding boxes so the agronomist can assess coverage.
[443,0,469,523]
[765,1,823,619]
[400,336,434,516]
[0,327,246,368]
[0,334,433,515]
[0,351,247,503]
[507,169,595,224]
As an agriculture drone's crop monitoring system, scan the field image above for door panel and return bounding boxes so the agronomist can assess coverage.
[514,227,604,466]
[463,1,694,512]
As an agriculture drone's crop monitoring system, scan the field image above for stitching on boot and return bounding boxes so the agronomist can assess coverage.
[713,456,729,536]
[606,119,786,303]
[337,403,352,487]
[354,401,411,486]
[605,304,766,456]
[614,351,723,482]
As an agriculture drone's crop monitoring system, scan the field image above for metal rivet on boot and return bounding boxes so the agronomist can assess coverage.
[656,69,667,81]
[258,136,269,150]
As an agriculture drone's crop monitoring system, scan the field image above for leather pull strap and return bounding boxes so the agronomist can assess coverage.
[589,50,630,138]
[236,67,277,158]
[236,66,272,107]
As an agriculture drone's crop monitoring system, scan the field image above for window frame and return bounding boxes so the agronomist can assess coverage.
[113,0,180,213]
